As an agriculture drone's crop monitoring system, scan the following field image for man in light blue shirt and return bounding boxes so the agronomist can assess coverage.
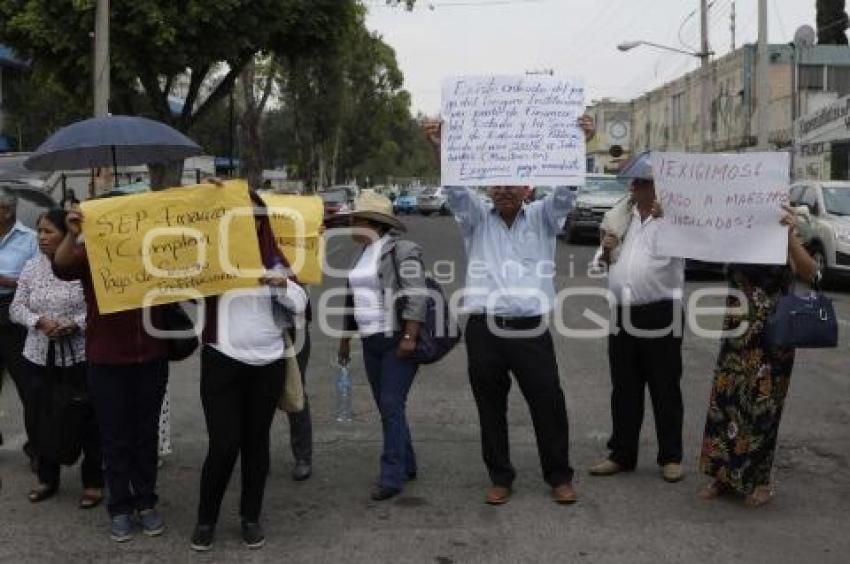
[445,183,578,506]
[0,189,38,453]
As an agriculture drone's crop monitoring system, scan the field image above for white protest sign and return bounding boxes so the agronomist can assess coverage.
[441,75,586,186]
[652,152,790,265]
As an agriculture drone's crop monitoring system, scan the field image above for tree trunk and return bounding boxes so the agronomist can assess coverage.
[239,58,277,190]
[148,160,186,190]
[240,61,262,190]
[317,145,327,188]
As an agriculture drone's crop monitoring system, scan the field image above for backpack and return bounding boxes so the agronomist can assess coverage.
[390,244,461,365]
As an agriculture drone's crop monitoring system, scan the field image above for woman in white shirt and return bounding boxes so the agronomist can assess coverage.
[338,192,428,502]
[10,209,103,508]
[190,192,307,552]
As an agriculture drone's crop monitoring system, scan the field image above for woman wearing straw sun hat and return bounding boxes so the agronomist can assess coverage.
[338,191,428,501]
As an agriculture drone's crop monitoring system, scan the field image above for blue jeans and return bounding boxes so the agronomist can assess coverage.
[362,334,417,490]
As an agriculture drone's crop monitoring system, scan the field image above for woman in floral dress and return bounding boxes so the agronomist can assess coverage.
[699,205,818,507]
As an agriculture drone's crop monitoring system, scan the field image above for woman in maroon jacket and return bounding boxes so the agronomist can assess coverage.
[54,209,169,543]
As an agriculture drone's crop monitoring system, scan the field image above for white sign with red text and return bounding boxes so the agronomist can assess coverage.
[651,152,790,264]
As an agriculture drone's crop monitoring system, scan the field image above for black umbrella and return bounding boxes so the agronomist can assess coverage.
[24,115,203,187]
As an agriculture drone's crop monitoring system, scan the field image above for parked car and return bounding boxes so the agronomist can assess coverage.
[320,189,351,218]
[562,175,629,242]
[417,186,449,215]
[790,181,850,283]
[326,184,359,203]
[393,188,421,215]
[532,186,554,201]
[0,182,57,228]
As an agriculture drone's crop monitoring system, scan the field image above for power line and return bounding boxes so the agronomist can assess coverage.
[365,0,547,9]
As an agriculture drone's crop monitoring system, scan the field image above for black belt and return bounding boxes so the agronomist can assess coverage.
[469,314,544,331]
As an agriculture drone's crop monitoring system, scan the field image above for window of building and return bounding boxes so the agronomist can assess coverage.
[670,92,686,127]
[799,65,825,91]
[828,66,850,96]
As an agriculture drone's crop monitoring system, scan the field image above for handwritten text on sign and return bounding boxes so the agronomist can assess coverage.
[260,193,324,285]
[651,152,790,265]
[441,76,586,186]
[81,180,263,314]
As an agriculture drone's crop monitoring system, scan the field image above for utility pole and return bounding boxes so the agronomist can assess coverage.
[700,0,711,152]
[228,89,235,177]
[93,0,110,117]
[756,0,770,149]
[731,1,736,51]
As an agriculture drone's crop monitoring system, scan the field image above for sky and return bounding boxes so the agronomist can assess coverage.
[366,0,817,116]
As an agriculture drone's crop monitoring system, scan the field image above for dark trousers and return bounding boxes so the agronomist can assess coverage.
[362,334,418,490]
[0,316,35,451]
[465,316,573,488]
[286,326,312,463]
[24,359,103,489]
[607,300,684,469]
[88,360,168,516]
[197,346,283,525]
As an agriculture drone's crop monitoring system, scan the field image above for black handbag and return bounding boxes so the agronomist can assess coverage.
[765,281,839,349]
[389,246,461,365]
[37,340,88,466]
[162,303,199,361]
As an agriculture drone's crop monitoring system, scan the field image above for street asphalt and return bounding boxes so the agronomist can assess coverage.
[1,214,849,563]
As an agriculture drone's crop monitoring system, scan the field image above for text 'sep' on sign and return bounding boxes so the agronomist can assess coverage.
[80,180,263,314]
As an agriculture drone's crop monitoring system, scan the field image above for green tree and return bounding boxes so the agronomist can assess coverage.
[0,0,425,187]
[817,0,849,44]
[0,0,363,185]
[272,7,437,188]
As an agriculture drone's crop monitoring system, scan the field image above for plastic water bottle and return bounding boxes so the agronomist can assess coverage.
[335,364,353,423]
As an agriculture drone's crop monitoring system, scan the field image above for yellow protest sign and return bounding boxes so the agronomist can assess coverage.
[260,193,324,285]
[81,180,264,314]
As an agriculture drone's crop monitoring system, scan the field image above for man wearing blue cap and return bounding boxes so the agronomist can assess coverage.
[590,151,687,483]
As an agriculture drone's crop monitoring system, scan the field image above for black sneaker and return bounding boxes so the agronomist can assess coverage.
[190,524,215,552]
[241,521,265,550]
[370,486,401,501]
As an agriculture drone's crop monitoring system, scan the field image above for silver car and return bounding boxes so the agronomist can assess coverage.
[790,181,850,283]
[417,186,449,216]
[563,175,629,242]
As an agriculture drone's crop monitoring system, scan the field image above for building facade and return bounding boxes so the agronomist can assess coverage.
[628,43,850,180]
[585,98,632,174]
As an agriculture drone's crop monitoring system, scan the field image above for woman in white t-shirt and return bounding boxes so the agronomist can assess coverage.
[190,192,307,552]
[338,192,428,502]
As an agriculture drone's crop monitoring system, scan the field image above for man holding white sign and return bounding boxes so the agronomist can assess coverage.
[589,152,686,483]
[441,74,591,506]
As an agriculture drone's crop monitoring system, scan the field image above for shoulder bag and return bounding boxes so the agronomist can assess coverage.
[765,277,838,349]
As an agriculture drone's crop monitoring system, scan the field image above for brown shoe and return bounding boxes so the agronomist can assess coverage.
[588,459,622,476]
[485,485,511,505]
[552,482,578,504]
[661,463,684,483]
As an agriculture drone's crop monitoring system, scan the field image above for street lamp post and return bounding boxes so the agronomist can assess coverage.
[618,1,713,152]
[617,39,714,152]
